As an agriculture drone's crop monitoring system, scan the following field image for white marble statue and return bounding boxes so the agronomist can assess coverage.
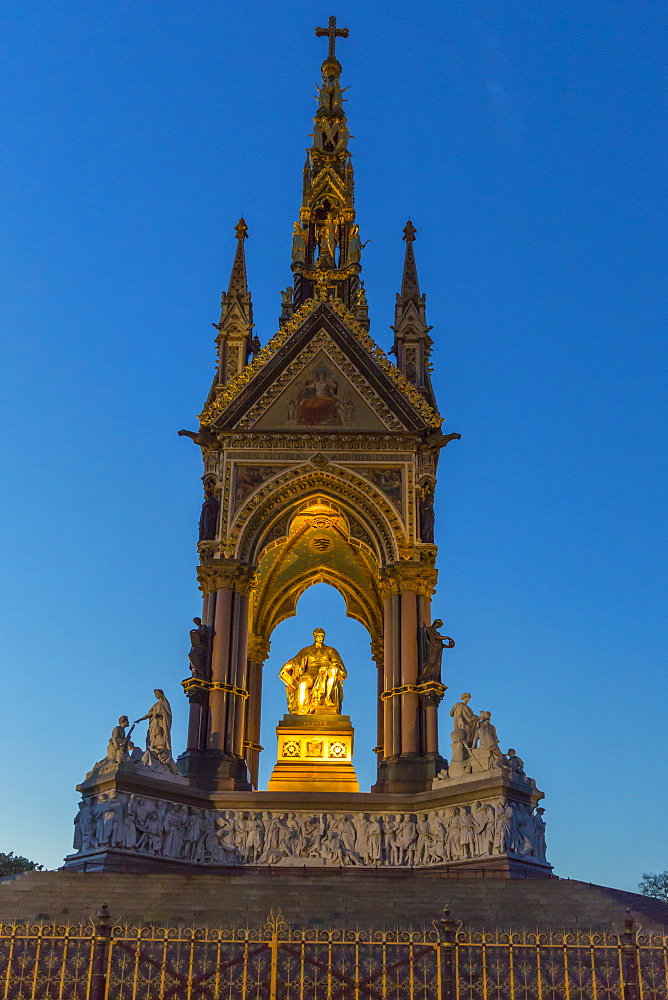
[135,689,177,772]
[449,693,477,744]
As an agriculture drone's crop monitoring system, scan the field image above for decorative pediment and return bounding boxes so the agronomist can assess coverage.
[201,300,442,432]
[248,340,395,432]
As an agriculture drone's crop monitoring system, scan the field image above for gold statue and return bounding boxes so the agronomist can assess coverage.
[279,628,347,715]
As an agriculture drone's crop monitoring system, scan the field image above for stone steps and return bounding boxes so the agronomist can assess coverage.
[2,870,667,931]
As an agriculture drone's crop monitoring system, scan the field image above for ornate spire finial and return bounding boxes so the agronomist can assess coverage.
[208,219,254,387]
[315,15,349,62]
[392,219,436,406]
[400,222,420,299]
[228,219,249,296]
[288,17,363,321]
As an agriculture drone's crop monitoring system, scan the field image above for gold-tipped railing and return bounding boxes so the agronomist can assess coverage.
[0,905,666,999]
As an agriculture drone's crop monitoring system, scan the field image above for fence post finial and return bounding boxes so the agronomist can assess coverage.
[436,904,457,1000]
[621,908,640,1000]
[90,903,112,1000]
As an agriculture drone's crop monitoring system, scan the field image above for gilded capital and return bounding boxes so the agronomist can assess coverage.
[370,638,384,666]
[197,561,256,596]
[380,562,438,599]
[247,634,271,663]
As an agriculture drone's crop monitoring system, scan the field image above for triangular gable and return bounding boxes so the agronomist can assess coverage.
[202,300,441,432]
[246,342,395,432]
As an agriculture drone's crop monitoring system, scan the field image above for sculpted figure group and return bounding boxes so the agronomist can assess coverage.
[448,692,528,777]
[73,796,547,867]
[89,691,178,778]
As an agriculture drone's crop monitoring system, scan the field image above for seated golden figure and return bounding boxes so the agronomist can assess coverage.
[279,628,347,715]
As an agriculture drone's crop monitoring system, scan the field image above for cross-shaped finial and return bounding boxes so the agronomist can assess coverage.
[403,220,417,243]
[234,218,248,240]
[315,15,349,61]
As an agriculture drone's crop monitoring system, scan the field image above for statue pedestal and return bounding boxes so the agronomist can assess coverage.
[268,714,359,793]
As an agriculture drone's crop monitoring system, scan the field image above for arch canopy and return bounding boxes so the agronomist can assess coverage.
[250,497,383,646]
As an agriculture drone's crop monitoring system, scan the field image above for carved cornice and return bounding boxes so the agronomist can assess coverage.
[197,561,256,595]
[379,562,438,598]
[217,433,420,452]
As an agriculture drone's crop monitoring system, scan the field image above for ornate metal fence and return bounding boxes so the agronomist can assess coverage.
[0,906,666,1000]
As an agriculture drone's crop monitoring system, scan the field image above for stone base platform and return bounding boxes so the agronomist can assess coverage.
[2,869,667,931]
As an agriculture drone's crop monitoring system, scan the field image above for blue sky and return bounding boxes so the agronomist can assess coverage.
[1,2,666,894]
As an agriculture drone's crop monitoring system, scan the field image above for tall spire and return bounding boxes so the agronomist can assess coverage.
[288,17,367,326]
[227,218,249,297]
[399,220,421,299]
[212,219,256,388]
[392,221,436,407]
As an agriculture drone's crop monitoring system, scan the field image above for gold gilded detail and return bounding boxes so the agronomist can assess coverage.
[233,466,405,563]
[181,678,249,700]
[198,299,443,429]
[279,627,347,715]
[233,328,405,432]
[247,633,271,663]
[197,561,255,595]
[199,299,317,424]
[380,681,446,702]
[380,562,438,599]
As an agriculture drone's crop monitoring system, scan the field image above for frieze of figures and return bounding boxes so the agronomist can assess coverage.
[72,795,547,867]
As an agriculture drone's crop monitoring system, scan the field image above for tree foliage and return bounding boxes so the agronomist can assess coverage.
[0,852,44,877]
[638,871,668,902]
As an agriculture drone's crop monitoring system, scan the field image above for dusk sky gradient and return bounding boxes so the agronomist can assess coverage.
[1,1,666,893]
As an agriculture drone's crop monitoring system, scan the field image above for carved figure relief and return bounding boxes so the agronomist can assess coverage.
[72,795,548,867]
[234,465,284,508]
[355,467,403,511]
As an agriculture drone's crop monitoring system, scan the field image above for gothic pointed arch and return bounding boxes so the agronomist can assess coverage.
[231,466,407,566]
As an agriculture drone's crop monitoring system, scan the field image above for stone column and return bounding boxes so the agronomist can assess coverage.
[400,589,419,754]
[179,561,253,790]
[373,562,438,792]
[418,593,438,756]
[391,593,402,756]
[208,586,233,752]
[370,637,384,759]
[231,592,250,757]
[424,702,439,754]
[245,634,269,790]
[382,597,394,760]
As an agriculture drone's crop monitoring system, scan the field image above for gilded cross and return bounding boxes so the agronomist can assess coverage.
[315,16,349,61]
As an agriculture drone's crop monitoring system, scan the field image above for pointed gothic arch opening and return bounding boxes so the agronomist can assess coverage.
[249,496,384,646]
[257,580,377,791]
